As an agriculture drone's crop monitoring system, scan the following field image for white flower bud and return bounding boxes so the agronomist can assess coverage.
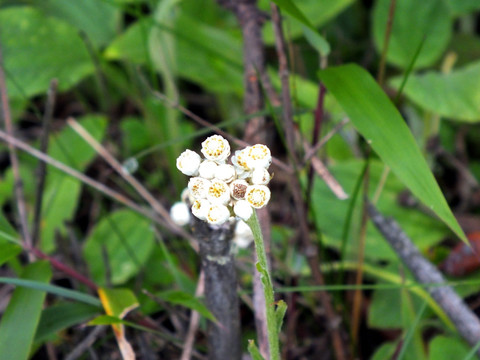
[181,188,194,204]
[188,177,211,200]
[170,202,191,226]
[201,135,230,162]
[245,185,271,209]
[234,220,254,248]
[191,199,210,220]
[246,144,272,170]
[198,160,218,179]
[230,179,249,200]
[215,164,236,183]
[251,168,271,185]
[206,204,230,225]
[233,200,253,220]
[176,149,201,176]
[207,179,231,205]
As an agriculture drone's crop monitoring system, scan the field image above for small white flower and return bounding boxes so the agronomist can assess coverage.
[233,200,253,220]
[170,202,191,226]
[188,177,211,200]
[215,164,236,183]
[245,185,271,209]
[206,204,230,225]
[191,199,210,220]
[198,160,218,179]
[201,135,230,162]
[231,148,252,173]
[176,149,201,176]
[233,220,254,248]
[251,168,271,185]
[207,179,231,205]
[230,179,249,200]
[246,144,271,170]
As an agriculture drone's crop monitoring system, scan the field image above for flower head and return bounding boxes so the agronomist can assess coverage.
[206,204,230,225]
[198,160,218,179]
[231,148,251,173]
[191,199,211,220]
[207,179,231,205]
[245,185,271,209]
[170,202,191,226]
[188,177,211,200]
[234,200,253,221]
[251,168,271,185]
[230,179,248,200]
[201,135,230,162]
[246,144,271,170]
[176,150,201,176]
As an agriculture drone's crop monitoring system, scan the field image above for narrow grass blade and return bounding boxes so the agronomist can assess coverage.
[318,64,466,242]
[0,261,52,360]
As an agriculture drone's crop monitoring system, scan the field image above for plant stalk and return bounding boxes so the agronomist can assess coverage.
[247,211,281,360]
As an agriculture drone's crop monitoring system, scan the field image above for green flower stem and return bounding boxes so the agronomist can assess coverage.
[246,210,281,360]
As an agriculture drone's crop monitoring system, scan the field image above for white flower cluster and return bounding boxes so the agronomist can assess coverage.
[174,135,272,226]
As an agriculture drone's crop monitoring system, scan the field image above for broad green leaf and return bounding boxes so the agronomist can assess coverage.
[0,7,94,98]
[446,0,480,16]
[318,64,466,242]
[429,336,472,360]
[83,209,155,285]
[0,277,101,306]
[261,0,354,44]
[271,0,330,55]
[0,243,21,266]
[312,160,450,261]
[391,61,480,123]
[31,0,120,48]
[105,14,244,95]
[155,290,215,321]
[0,214,21,265]
[0,261,52,360]
[35,302,100,343]
[41,115,107,252]
[98,288,139,319]
[372,0,451,69]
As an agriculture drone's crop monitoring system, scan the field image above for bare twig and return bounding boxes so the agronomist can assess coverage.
[180,272,205,360]
[151,91,292,174]
[377,0,397,86]
[65,326,107,360]
[66,118,171,225]
[0,45,33,256]
[304,118,350,162]
[270,5,348,360]
[368,202,480,356]
[32,79,58,246]
[0,127,197,245]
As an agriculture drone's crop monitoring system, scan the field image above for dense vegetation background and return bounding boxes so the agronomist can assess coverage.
[0,0,480,359]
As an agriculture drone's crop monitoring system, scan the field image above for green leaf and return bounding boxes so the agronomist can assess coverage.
[318,64,466,242]
[31,0,120,48]
[429,336,472,360]
[390,61,480,123]
[98,288,139,318]
[0,7,94,98]
[271,0,330,55]
[446,0,480,16]
[312,160,450,260]
[155,290,215,321]
[261,0,354,44]
[41,115,107,252]
[372,0,451,69]
[35,302,100,343]
[83,209,155,285]
[247,340,265,360]
[0,261,52,360]
[0,277,101,306]
[275,300,287,335]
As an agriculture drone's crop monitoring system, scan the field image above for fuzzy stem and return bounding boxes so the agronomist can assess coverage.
[247,210,281,360]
